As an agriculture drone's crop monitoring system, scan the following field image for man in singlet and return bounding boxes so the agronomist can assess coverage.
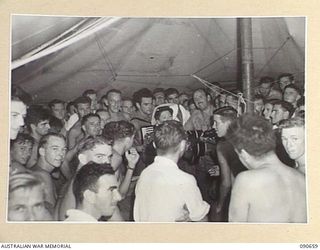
[100,89,130,122]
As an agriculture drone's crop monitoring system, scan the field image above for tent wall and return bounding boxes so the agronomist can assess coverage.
[11,16,305,103]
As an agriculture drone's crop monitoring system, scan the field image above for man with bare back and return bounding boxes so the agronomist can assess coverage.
[226,114,307,223]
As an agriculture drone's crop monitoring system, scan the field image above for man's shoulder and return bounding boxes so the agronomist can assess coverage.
[190,109,202,118]
[108,111,128,121]
[65,209,97,222]
[235,167,283,188]
[139,161,196,187]
[32,167,52,182]
[69,122,81,132]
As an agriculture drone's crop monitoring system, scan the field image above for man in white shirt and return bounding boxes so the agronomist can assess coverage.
[134,120,209,222]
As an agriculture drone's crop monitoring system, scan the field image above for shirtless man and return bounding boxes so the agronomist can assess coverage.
[32,133,67,213]
[81,113,101,138]
[227,114,307,222]
[82,89,98,113]
[25,106,51,168]
[184,88,215,131]
[100,89,129,122]
[10,133,34,174]
[122,98,134,118]
[96,109,110,130]
[211,106,246,221]
[257,76,282,100]
[279,117,305,175]
[184,88,216,202]
[67,96,91,149]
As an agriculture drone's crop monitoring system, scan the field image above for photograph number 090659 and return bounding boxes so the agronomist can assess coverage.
[9,15,306,223]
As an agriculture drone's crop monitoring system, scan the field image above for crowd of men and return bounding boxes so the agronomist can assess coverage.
[8,72,306,223]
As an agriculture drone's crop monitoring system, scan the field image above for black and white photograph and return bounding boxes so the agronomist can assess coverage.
[8,15,306,225]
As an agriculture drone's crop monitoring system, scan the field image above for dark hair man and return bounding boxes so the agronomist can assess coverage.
[67,96,91,149]
[10,133,34,174]
[226,114,306,222]
[178,93,189,106]
[253,94,264,116]
[271,100,294,126]
[211,107,246,221]
[96,109,110,130]
[153,88,165,106]
[131,88,154,151]
[32,133,67,211]
[278,73,294,91]
[187,98,197,115]
[164,88,179,104]
[263,99,278,122]
[66,101,77,117]
[82,89,98,112]
[57,136,116,221]
[283,84,302,108]
[25,106,51,168]
[100,89,129,122]
[134,120,209,222]
[81,113,101,138]
[48,99,66,121]
[65,162,121,221]
[122,98,134,118]
[257,76,282,100]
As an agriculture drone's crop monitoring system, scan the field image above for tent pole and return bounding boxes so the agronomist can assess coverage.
[239,18,254,114]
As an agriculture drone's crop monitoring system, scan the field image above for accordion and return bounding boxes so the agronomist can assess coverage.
[183,129,218,164]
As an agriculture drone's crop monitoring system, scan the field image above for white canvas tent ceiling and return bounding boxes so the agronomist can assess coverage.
[11,16,305,103]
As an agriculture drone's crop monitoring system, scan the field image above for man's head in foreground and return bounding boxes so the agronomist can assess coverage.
[8,173,52,221]
[72,162,121,219]
[212,106,237,138]
[154,120,187,159]
[279,117,305,164]
[226,114,276,169]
